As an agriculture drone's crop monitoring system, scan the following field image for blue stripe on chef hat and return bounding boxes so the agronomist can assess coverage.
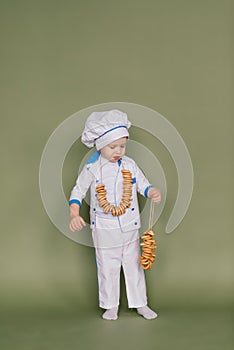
[94,125,128,141]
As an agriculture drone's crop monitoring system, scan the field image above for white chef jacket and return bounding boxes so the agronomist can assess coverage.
[69,154,153,235]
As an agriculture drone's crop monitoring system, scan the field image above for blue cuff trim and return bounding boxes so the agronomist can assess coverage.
[132,177,136,184]
[69,199,81,206]
[144,185,153,198]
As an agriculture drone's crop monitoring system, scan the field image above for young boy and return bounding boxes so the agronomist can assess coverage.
[69,109,161,320]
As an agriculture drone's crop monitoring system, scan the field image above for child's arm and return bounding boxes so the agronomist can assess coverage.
[134,162,161,204]
[69,203,86,232]
[69,165,93,232]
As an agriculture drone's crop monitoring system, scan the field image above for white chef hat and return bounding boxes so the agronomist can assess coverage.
[81,109,131,150]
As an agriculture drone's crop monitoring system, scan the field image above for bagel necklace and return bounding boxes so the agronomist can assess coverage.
[95,156,133,216]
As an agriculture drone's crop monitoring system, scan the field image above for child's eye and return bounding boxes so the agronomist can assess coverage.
[110,146,115,149]
[121,145,126,148]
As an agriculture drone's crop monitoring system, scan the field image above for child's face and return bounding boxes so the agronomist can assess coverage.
[100,137,127,162]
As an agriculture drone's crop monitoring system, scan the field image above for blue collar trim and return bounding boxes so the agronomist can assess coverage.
[86,150,100,164]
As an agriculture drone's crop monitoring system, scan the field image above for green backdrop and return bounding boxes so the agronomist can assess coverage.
[0,0,233,349]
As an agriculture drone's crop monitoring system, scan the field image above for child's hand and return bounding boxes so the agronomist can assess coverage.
[69,215,86,232]
[148,187,161,204]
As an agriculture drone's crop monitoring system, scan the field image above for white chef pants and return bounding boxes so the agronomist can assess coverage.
[94,232,148,309]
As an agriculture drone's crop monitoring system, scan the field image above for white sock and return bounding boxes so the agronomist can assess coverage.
[137,306,158,320]
[102,307,118,320]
